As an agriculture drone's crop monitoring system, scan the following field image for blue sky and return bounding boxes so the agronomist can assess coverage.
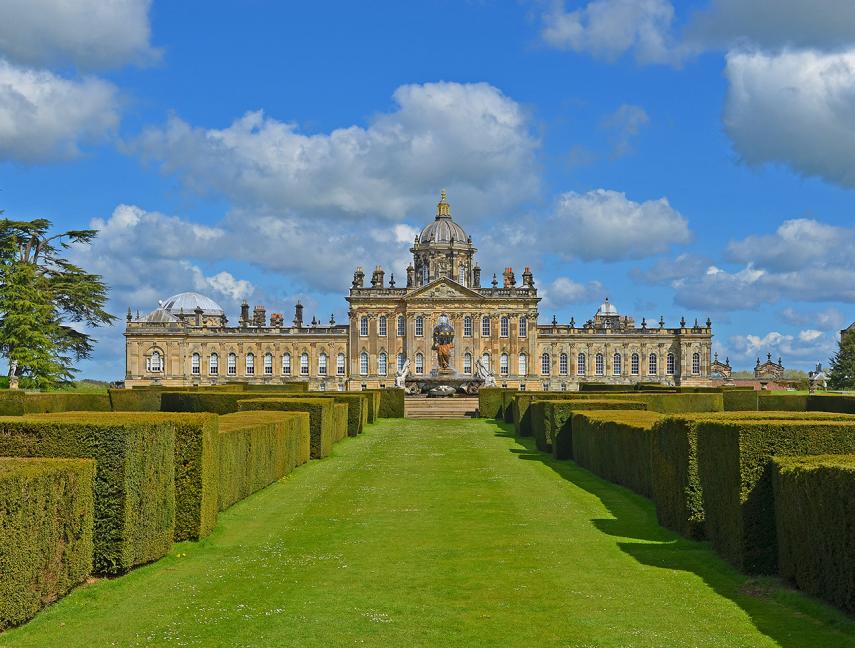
[2,0,855,380]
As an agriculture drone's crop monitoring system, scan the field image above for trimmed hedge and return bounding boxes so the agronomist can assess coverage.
[109,388,162,412]
[772,455,855,613]
[0,416,176,574]
[578,383,636,392]
[502,391,519,423]
[696,419,855,574]
[0,458,95,630]
[239,382,309,392]
[723,390,758,411]
[652,411,855,541]
[531,399,647,454]
[807,394,855,414]
[0,392,111,416]
[334,403,348,443]
[571,411,664,499]
[531,399,647,459]
[758,393,809,411]
[376,388,405,418]
[478,388,504,419]
[38,412,220,542]
[237,398,336,459]
[217,411,311,511]
[360,390,381,422]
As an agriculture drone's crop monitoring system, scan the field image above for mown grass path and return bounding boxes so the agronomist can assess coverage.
[3,419,854,647]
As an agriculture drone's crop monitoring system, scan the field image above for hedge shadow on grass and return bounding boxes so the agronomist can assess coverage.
[493,424,855,648]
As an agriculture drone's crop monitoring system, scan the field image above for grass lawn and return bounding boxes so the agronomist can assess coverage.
[2,418,854,647]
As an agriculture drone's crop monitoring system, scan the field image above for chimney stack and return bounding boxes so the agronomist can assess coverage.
[293,301,304,327]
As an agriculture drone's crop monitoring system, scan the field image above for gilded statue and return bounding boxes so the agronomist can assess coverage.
[432,315,455,371]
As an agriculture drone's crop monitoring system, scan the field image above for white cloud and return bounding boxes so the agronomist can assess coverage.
[541,0,683,64]
[198,270,255,302]
[728,329,836,366]
[799,329,823,343]
[686,0,855,52]
[131,82,539,222]
[540,276,605,311]
[781,307,846,332]
[542,189,691,262]
[724,49,855,188]
[0,0,157,69]
[0,60,119,161]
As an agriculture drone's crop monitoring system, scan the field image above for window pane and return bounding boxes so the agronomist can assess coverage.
[577,353,586,376]
[397,316,405,336]
[541,353,550,375]
[559,353,567,375]
[482,317,490,336]
[379,317,387,337]
[500,317,509,337]
[379,352,387,375]
[613,353,621,375]
[519,317,527,337]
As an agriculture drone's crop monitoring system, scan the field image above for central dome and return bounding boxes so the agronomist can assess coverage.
[160,292,225,316]
[418,191,468,244]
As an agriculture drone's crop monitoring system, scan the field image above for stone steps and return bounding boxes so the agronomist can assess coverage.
[405,397,480,419]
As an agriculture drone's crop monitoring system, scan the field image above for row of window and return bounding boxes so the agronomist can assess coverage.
[149,349,703,377]
[358,315,529,338]
[418,266,468,286]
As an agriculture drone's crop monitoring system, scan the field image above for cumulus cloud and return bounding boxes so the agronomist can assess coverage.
[541,0,683,65]
[648,218,855,310]
[686,0,855,51]
[728,329,837,365]
[0,60,119,161]
[131,82,539,222]
[540,276,605,311]
[542,189,690,262]
[781,307,846,332]
[0,0,157,69]
[724,49,855,188]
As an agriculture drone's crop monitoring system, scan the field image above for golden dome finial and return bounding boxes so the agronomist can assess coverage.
[437,190,451,217]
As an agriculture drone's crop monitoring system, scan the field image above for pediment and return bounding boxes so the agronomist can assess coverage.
[405,277,483,302]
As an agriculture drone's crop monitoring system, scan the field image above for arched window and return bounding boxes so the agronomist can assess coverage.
[648,353,658,375]
[577,353,586,376]
[360,351,369,375]
[595,353,604,376]
[264,352,273,375]
[481,353,490,372]
[692,352,701,375]
[397,353,406,371]
[415,316,424,337]
[318,352,328,375]
[500,353,509,376]
[464,316,473,337]
[378,316,387,337]
[360,316,369,337]
[245,353,255,375]
[482,316,491,337]
[519,353,528,376]
[300,352,309,375]
[666,353,675,375]
[227,352,237,375]
[519,316,528,337]
[282,353,291,375]
[337,353,346,375]
[464,352,473,374]
[541,352,551,375]
[397,316,405,336]
[559,352,568,375]
[209,352,219,375]
[378,352,387,376]
[148,350,162,373]
[500,316,509,338]
[631,353,639,376]
[191,352,200,375]
[415,352,424,374]
[613,353,622,376]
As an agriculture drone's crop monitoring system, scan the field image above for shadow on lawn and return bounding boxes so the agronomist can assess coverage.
[493,422,855,648]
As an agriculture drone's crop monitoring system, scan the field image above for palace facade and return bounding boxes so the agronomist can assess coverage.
[124,192,714,390]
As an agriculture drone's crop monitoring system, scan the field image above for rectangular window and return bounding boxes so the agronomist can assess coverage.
[500,354,509,376]
[360,317,368,337]
[397,316,405,336]
[337,354,345,375]
[559,354,568,375]
[415,317,424,337]
[301,354,309,376]
[519,317,527,337]
[500,317,509,338]
[379,317,387,337]
[667,354,675,375]
[595,354,604,376]
[319,382,326,391]
[264,355,273,375]
[319,355,327,375]
[464,317,472,337]
[613,354,622,376]
[482,317,490,337]
[692,353,701,374]
[631,354,640,375]
[282,355,291,375]
[464,353,472,374]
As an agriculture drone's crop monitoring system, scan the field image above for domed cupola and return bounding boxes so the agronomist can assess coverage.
[410,191,478,288]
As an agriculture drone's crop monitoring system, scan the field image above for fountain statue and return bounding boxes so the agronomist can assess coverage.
[395,358,410,388]
[475,356,496,387]
[432,315,455,372]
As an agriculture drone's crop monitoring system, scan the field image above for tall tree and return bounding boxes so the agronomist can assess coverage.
[0,216,115,389]
[828,331,855,391]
